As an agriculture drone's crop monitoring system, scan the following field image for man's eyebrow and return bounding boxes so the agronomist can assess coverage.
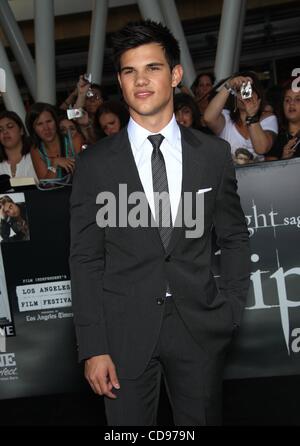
[120,66,134,73]
[120,62,165,72]
[146,62,164,67]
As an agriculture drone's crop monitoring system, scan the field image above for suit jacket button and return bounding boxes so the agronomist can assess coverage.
[156,298,164,305]
[165,255,171,262]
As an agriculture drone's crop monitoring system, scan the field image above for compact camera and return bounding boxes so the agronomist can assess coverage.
[67,108,84,120]
[240,81,252,100]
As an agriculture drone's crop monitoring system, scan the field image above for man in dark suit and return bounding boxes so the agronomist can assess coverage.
[70,20,250,426]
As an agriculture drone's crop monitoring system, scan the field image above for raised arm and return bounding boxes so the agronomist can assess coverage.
[203,86,227,134]
[204,76,252,135]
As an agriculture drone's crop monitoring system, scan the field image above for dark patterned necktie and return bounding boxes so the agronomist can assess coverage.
[148,134,173,251]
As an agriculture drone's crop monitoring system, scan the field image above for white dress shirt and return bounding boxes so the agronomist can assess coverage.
[127,115,182,225]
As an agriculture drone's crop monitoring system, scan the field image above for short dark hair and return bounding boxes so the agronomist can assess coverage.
[111,20,180,73]
[174,93,201,129]
[95,100,130,129]
[0,111,31,161]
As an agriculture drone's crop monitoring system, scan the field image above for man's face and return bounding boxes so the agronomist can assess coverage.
[3,202,20,218]
[118,43,183,127]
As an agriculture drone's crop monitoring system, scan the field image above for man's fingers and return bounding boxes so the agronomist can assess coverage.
[98,363,120,399]
[85,371,103,395]
[99,375,117,399]
[88,378,103,396]
[85,371,118,398]
[108,363,121,390]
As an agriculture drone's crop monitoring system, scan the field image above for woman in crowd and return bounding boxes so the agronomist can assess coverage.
[0,111,37,179]
[191,72,214,125]
[58,112,86,147]
[265,80,300,160]
[94,100,130,137]
[204,71,278,161]
[174,93,202,130]
[26,103,82,179]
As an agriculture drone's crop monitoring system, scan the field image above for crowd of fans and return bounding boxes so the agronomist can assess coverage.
[0,71,299,182]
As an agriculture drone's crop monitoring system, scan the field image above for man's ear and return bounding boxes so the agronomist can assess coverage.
[171,65,184,88]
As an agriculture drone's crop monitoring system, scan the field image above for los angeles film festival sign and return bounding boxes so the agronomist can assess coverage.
[224,158,300,379]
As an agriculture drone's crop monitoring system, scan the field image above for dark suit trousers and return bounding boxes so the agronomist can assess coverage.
[104,297,226,426]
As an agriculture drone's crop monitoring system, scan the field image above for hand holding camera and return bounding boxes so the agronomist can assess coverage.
[77,74,92,98]
[67,108,84,120]
[225,76,253,99]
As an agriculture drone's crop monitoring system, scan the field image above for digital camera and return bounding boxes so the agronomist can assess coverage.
[67,108,84,120]
[240,81,252,100]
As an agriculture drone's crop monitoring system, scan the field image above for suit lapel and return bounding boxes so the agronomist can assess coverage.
[108,128,163,252]
[166,126,209,255]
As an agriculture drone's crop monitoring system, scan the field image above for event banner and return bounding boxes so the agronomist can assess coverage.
[0,189,84,399]
[224,158,300,379]
[0,158,299,399]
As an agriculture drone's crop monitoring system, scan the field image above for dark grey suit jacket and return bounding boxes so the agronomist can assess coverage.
[69,125,250,379]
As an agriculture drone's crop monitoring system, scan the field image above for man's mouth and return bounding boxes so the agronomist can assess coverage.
[134,91,153,99]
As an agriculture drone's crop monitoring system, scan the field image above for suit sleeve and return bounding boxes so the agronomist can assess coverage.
[212,143,251,327]
[69,153,108,361]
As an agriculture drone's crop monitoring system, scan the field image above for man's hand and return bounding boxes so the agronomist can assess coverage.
[84,354,120,399]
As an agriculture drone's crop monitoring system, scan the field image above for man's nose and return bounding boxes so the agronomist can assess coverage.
[134,72,149,86]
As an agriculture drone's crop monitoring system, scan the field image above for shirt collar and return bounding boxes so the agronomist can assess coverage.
[127,115,180,151]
